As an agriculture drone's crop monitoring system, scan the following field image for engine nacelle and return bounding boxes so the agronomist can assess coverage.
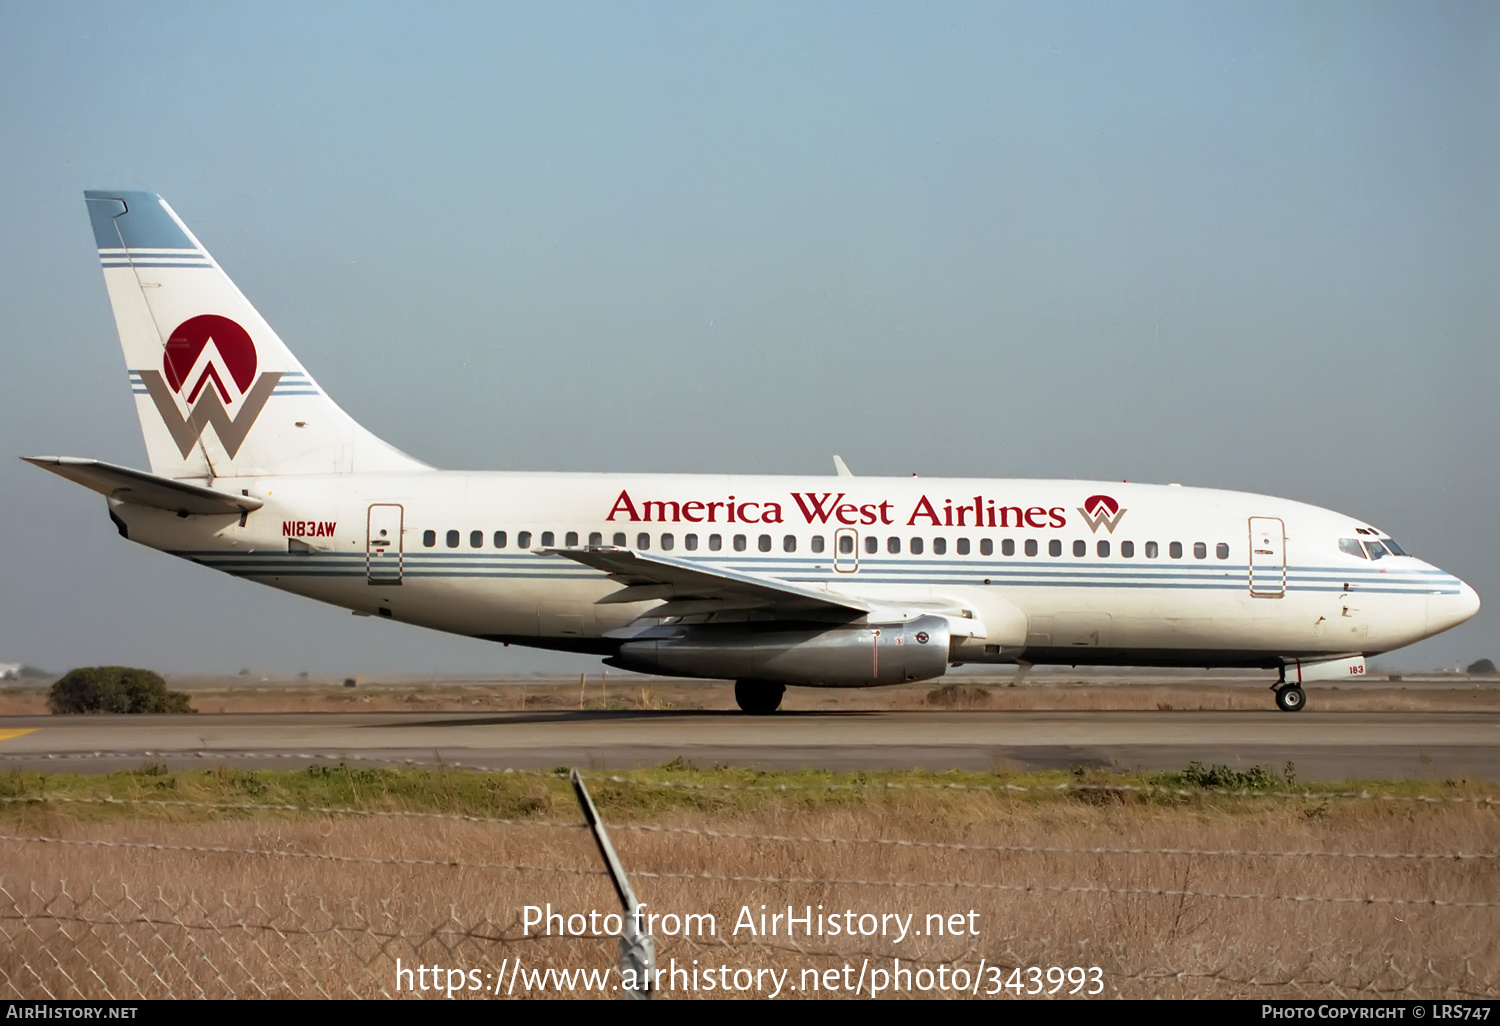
[606,615,952,687]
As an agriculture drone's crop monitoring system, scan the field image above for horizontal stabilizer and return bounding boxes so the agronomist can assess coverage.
[22,457,263,516]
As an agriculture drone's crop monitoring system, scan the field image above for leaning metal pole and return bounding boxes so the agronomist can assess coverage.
[570,769,655,998]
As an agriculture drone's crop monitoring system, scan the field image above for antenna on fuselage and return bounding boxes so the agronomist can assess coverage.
[832,455,853,477]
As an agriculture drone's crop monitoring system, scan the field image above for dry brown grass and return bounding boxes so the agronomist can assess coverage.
[5,674,1498,716]
[2,784,1496,999]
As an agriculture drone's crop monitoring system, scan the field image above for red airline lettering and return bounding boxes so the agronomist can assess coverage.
[642,500,681,522]
[606,490,639,522]
[791,492,845,524]
[604,488,1069,529]
[907,495,941,527]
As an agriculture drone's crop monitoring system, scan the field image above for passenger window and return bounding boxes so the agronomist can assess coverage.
[1364,540,1390,560]
[1121,540,1134,558]
[1339,538,1368,559]
[838,534,854,555]
[758,534,772,552]
[933,537,946,555]
[518,531,532,548]
[423,530,436,547]
[468,530,481,548]
[494,531,508,548]
[909,537,923,555]
[661,533,674,551]
[864,536,878,555]
[735,535,748,552]
[811,536,825,553]
[1073,540,1086,557]
[685,534,698,551]
[446,530,459,548]
[613,532,626,546]
[637,532,650,550]
[1145,541,1158,558]
[541,531,555,547]
[709,534,722,551]
[980,538,993,556]
[1025,539,1038,557]
[886,537,900,554]
[565,531,579,547]
[783,535,796,553]
[1216,542,1229,560]
[1169,541,1183,559]
[1193,542,1206,559]
[956,538,971,556]
[1001,539,1015,556]
[1049,539,1062,557]
[589,532,602,546]
[1098,540,1110,558]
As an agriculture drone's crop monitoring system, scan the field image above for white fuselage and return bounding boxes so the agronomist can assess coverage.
[110,471,1479,679]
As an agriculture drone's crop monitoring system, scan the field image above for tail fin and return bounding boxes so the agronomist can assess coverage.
[84,190,428,479]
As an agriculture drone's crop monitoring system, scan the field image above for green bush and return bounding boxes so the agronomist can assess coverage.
[47,667,194,715]
[1466,658,1497,675]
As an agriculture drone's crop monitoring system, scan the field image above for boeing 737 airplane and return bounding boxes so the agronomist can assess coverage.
[24,191,1481,713]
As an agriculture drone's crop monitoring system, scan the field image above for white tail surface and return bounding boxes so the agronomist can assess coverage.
[85,190,428,479]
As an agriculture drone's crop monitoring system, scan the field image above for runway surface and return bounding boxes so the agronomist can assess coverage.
[0,709,1497,780]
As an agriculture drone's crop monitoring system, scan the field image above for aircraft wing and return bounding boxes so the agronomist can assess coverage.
[23,457,264,516]
[544,547,871,618]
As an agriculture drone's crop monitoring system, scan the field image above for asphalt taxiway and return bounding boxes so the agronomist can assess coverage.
[0,709,1496,780]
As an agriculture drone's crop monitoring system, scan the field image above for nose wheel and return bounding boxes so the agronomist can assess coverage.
[1274,684,1306,713]
[734,679,785,715]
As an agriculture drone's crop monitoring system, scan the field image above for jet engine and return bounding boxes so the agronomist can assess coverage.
[605,615,952,687]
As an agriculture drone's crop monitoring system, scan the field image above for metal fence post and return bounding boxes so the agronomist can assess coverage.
[570,769,655,998]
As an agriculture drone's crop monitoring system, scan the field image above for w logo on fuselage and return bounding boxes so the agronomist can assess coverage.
[1078,494,1127,534]
[135,315,279,458]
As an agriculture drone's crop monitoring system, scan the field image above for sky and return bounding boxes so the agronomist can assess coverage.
[0,2,1495,676]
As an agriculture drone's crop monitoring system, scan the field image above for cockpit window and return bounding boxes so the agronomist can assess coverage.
[1338,538,1367,559]
[1364,540,1390,560]
[1383,538,1406,556]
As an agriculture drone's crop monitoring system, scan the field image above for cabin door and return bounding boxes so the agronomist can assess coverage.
[1248,516,1285,597]
[367,504,404,585]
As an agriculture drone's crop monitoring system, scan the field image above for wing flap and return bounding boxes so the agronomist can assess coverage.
[23,456,263,515]
[545,547,870,616]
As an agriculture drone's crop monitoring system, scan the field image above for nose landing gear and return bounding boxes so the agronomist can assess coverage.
[1272,666,1306,712]
[1274,684,1306,712]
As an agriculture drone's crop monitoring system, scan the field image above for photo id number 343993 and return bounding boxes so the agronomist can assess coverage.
[1000,966,1103,996]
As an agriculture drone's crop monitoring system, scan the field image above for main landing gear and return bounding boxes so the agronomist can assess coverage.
[1273,682,1306,713]
[735,679,785,715]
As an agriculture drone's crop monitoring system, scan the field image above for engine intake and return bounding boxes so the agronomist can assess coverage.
[606,615,952,687]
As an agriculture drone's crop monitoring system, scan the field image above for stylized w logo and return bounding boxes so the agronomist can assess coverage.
[138,369,281,458]
[1078,494,1127,534]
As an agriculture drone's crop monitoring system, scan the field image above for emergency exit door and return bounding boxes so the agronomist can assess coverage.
[367,504,404,585]
[833,529,859,573]
[1248,516,1285,597]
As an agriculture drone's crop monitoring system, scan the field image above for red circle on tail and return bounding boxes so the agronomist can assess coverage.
[163,315,257,395]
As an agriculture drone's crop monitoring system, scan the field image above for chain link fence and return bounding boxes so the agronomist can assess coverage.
[2,767,1496,999]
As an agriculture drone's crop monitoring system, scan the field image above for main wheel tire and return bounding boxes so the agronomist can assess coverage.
[734,679,785,715]
[1275,685,1306,713]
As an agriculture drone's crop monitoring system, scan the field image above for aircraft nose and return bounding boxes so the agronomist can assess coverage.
[1427,581,1481,636]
